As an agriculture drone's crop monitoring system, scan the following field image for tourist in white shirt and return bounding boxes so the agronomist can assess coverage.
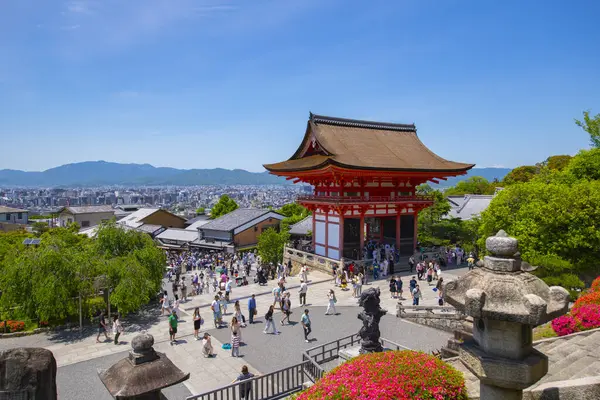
[325,289,337,315]
[299,280,308,306]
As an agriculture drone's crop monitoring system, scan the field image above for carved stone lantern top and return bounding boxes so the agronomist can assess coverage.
[98,333,189,399]
[445,230,570,326]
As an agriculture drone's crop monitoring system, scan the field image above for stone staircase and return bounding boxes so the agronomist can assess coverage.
[448,328,600,399]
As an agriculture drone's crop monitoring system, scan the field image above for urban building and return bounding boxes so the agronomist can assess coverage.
[56,205,116,228]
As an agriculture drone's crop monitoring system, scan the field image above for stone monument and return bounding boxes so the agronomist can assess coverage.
[0,348,57,399]
[444,230,570,400]
[358,287,387,354]
[98,332,189,400]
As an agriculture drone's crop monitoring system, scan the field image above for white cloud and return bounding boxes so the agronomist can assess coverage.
[55,0,239,54]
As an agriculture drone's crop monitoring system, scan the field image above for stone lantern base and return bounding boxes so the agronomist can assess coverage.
[460,341,549,399]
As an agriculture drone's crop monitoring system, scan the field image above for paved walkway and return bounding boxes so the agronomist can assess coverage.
[0,265,468,398]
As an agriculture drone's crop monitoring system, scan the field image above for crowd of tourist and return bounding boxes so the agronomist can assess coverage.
[92,240,478,398]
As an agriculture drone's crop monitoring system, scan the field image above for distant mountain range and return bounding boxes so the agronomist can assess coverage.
[434,167,512,188]
[0,161,511,187]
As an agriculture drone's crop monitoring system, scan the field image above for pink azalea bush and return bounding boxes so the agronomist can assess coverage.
[571,304,600,330]
[551,315,578,336]
[296,350,467,400]
[551,277,600,336]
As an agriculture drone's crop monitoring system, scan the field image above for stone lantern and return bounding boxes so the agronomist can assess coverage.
[444,230,570,400]
[98,333,189,400]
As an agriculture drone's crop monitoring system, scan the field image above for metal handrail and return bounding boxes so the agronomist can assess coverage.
[187,335,411,400]
[186,361,311,400]
[297,194,434,203]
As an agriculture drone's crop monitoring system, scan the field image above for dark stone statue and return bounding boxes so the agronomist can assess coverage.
[358,287,387,353]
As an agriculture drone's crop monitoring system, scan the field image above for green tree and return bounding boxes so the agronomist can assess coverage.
[478,180,600,274]
[543,155,572,171]
[210,195,239,219]
[564,148,600,181]
[196,207,205,215]
[444,176,495,195]
[278,202,311,231]
[94,222,166,314]
[257,228,289,265]
[502,165,539,185]
[32,221,50,236]
[417,188,452,246]
[278,203,309,218]
[575,110,600,148]
[0,227,93,322]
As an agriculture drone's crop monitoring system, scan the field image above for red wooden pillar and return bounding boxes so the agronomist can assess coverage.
[311,210,316,252]
[396,211,401,252]
[339,213,345,259]
[325,210,329,258]
[413,212,418,252]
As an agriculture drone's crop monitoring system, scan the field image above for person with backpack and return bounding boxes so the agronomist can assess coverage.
[408,256,415,273]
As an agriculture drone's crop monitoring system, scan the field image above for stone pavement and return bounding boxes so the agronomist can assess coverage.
[0,264,467,398]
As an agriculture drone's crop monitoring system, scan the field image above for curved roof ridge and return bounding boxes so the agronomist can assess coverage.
[310,112,416,132]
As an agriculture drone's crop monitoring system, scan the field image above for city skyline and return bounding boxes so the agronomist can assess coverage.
[1,0,599,172]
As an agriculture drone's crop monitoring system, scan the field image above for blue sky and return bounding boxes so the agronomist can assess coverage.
[1,0,599,172]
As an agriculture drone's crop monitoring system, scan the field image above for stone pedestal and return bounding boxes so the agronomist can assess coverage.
[0,348,57,400]
[338,345,361,366]
[338,345,391,366]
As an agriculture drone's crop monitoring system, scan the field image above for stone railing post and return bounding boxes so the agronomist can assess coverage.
[445,230,570,400]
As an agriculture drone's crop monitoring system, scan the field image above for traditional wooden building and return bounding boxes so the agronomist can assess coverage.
[264,113,474,261]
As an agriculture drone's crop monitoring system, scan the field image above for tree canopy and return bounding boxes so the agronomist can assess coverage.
[478,146,600,287]
[210,195,239,219]
[277,202,311,232]
[0,222,165,323]
[443,176,496,196]
[575,110,600,148]
[502,165,539,185]
[257,227,289,265]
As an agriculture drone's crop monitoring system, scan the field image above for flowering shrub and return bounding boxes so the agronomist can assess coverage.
[296,351,467,400]
[0,320,26,333]
[574,288,600,309]
[591,277,600,292]
[551,315,578,336]
[551,281,600,336]
[571,304,600,330]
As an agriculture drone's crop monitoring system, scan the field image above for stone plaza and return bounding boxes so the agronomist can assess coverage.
[0,263,460,399]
